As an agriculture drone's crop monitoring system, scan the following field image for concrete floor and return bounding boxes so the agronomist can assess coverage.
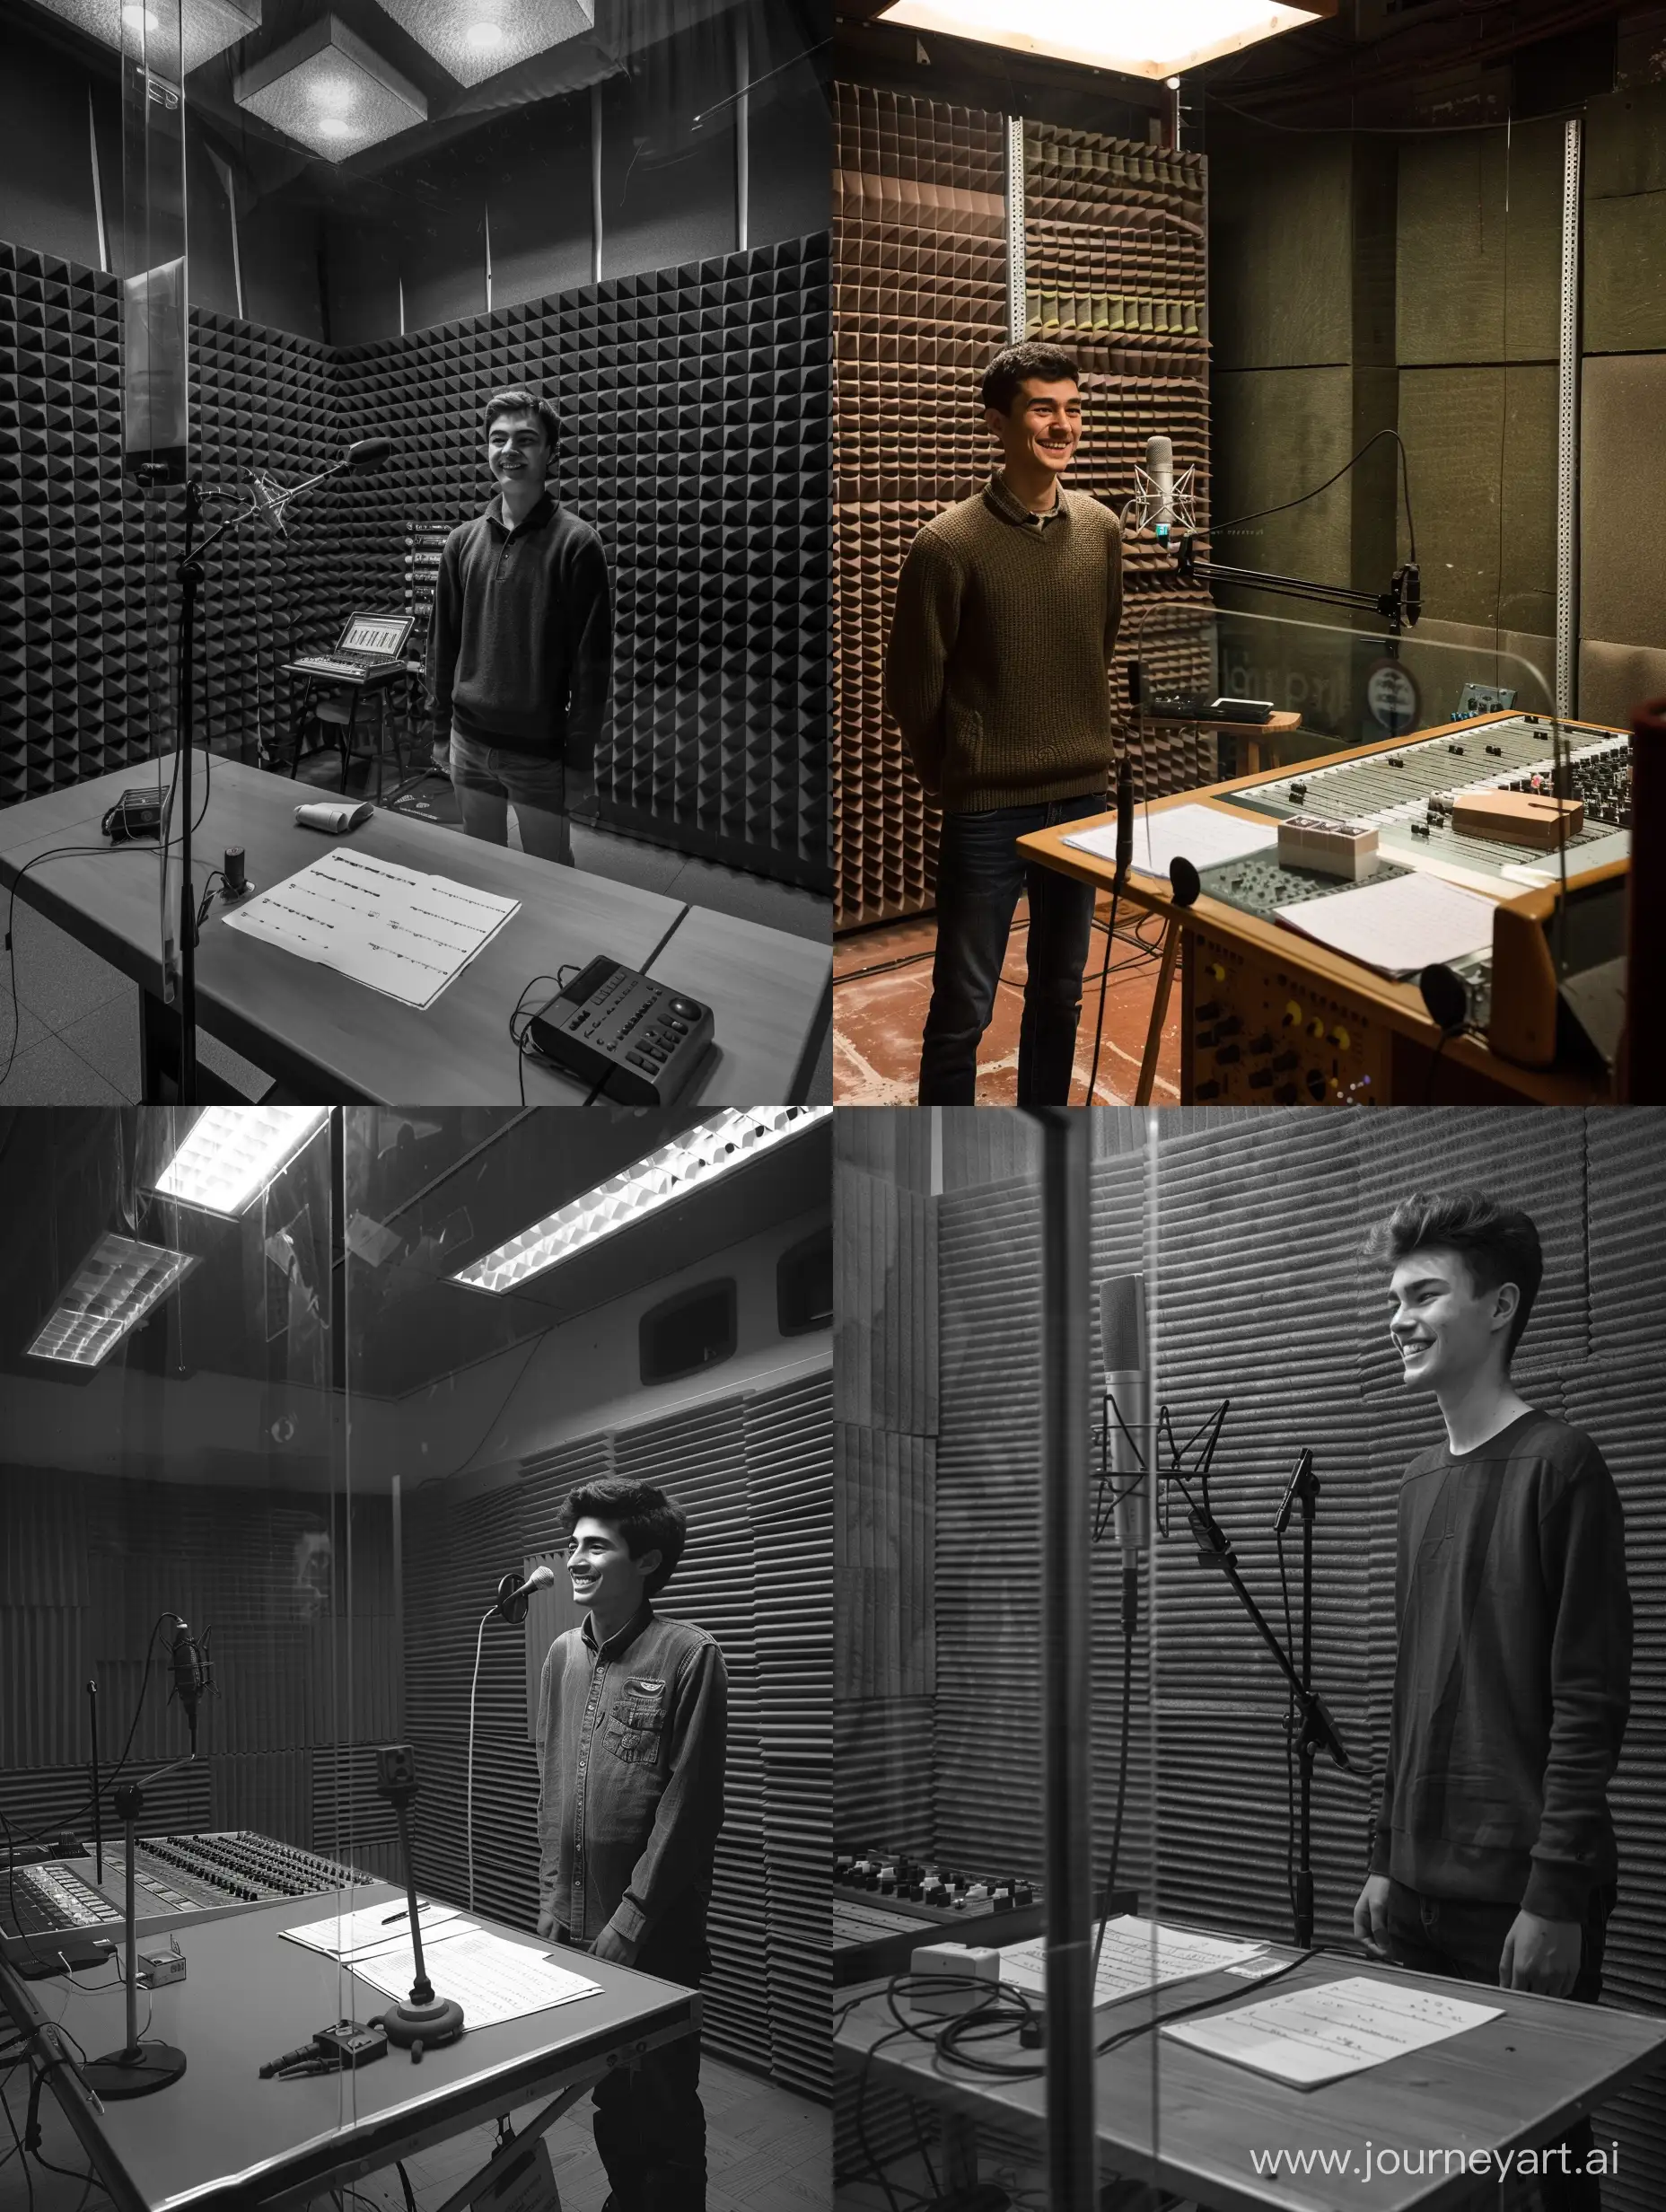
[0,2042,829,2212]
[0,752,832,1106]
[832,897,1182,1107]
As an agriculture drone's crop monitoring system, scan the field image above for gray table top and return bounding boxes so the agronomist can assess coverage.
[834,1944,1666,2212]
[0,759,829,1104]
[2,1880,697,2212]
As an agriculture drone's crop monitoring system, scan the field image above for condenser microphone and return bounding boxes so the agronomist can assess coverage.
[170,1620,203,1745]
[347,436,392,469]
[493,1561,556,1624]
[1100,1274,1148,1574]
[1144,434,1175,538]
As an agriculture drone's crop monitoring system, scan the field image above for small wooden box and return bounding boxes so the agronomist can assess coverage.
[1452,791,1583,847]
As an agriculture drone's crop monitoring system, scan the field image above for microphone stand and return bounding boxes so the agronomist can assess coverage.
[166,447,387,1103]
[82,1752,196,2099]
[1176,534,1422,640]
[374,1746,464,2058]
[86,1680,102,1888]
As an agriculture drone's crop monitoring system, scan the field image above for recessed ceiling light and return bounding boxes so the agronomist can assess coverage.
[235,13,426,162]
[27,1233,198,1368]
[149,1108,330,1216]
[451,1107,832,1293]
[374,0,594,89]
[876,0,1333,77]
[30,0,261,72]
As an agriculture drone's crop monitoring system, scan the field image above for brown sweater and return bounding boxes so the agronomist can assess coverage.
[884,474,1123,812]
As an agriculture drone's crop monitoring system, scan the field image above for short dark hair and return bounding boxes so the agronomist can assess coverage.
[484,387,559,452]
[557,1477,688,1599]
[981,343,1079,416]
[1363,1190,1544,1363]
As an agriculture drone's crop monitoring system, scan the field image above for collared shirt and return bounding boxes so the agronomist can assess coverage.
[535,1601,727,1958]
[987,470,1067,530]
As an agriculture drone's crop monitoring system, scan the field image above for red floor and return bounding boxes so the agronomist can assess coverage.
[834,894,1183,1106]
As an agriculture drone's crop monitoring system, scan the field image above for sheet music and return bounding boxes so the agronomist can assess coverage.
[999,1916,1268,2009]
[278,1895,463,1963]
[1161,1973,1503,2087]
[1063,803,1276,878]
[1274,870,1497,978]
[346,1925,601,2030]
[222,849,519,1009]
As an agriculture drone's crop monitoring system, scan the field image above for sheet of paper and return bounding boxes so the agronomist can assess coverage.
[999,1916,1268,2010]
[346,1925,601,2030]
[1273,869,1497,978]
[1162,1973,1503,2088]
[222,849,519,1009]
[278,1895,465,1963]
[1063,803,1276,879]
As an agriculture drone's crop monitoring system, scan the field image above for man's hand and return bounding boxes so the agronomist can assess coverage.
[536,1903,557,1942]
[565,775,598,822]
[1353,1874,1391,1956]
[589,1924,639,1968]
[1499,1909,1583,1997]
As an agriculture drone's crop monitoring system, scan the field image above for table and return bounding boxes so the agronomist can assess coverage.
[834,1944,1666,2212]
[1142,710,1303,778]
[0,759,830,1105]
[0,1880,699,2212]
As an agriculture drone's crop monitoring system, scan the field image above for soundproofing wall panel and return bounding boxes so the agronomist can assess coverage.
[0,233,829,892]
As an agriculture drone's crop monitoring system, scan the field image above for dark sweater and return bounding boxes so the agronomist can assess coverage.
[883,473,1123,812]
[1370,1409,1631,1920]
[427,490,612,767]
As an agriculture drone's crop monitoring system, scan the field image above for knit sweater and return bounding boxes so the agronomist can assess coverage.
[884,473,1123,812]
[1369,1409,1632,1920]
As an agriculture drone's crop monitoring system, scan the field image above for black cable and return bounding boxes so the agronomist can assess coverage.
[396,2160,421,2212]
[0,2066,32,2212]
[905,2097,939,2198]
[1208,426,1416,564]
[1,843,157,1089]
[1083,880,1123,1104]
[0,1617,171,1868]
[508,965,583,1105]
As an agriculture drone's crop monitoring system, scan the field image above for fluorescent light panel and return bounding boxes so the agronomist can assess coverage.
[234,13,426,162]
[27,1233,197,1367]
[29,0,261,72]
[877,0,1328,77]
[452,1107,833,1294]
[151,1107,329,1216]
[373,0,594,89]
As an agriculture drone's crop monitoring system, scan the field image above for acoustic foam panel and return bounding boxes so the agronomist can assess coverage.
[0,235,830,892]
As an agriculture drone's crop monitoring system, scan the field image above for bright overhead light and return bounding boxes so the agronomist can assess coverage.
[27,1233,197,1368]
[30,0,261,70]
[452,1107,833,1294]
[150,1108,330,1216]
[374,0,594,90]
[235,13,426,162]
[876,0,1332,77]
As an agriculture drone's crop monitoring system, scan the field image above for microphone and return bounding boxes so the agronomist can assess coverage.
[347,436,392,469]
[1101,1275,1148,1635]
[170,1620,203,1745]
[493,1561,556,1624]
[249,469,290,537]
[1144,434,1175,539]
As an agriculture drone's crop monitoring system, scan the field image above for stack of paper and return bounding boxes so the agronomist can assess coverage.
[279,1899,601,2030]
[1161,1974,1503,2087]
[1063,803,1276,879]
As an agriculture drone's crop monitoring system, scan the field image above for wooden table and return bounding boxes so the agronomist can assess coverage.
[1019,715,1622,1106]
[0,759,830,1105]
[1,1879,697,2212]
[1143,709,1303,778]
[834,1944,1666,2212]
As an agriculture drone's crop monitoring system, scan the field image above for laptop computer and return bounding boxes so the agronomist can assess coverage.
[287,610,416,683]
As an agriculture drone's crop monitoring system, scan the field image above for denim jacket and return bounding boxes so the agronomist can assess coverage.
[535,1602,726,1958]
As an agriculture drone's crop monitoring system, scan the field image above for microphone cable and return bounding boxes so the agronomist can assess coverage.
[467,1602,496,1914]
[1209,426,1416,563]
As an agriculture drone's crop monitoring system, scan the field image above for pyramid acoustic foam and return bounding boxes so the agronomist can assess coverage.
[0,233,830,894]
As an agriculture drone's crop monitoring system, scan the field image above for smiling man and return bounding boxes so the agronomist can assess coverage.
[535,1478,726,2212]
[1355,1191,1631,2212]
[427,387,611,865]
[884,341,1123,1104]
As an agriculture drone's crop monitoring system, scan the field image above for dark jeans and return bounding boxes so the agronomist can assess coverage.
[1384,1880,1618,2211]
[562,1927,706,2212]
[918,792,1103,1106]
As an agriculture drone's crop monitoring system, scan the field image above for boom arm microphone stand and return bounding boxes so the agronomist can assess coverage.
[169,437,392,1103]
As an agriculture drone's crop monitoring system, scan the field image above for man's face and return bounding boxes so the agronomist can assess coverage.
[1387,1248,1516,1392]
[487,409,550,492]
[986,377,1081,479]
[566,1514,659,1617]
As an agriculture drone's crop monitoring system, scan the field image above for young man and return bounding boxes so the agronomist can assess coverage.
[428,388,612,865]
[535,1478,725,2212]
[1355,1192,1632,2212]
[884,342,1123,1106]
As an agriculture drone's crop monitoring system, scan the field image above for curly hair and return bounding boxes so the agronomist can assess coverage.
[557,1478,688,1598]
[1362,1190,1544,1363]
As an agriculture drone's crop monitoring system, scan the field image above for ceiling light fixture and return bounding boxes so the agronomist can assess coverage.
[374,0,594,90]
[31,0,261,72]
[875,0,1334,77]
[149,1108,330,1217]
[27,1233,197,1368]
[235,14,426,162]
[452,1107,833,1294]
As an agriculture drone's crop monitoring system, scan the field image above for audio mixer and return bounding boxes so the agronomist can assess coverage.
[837,1850,1046,1986]
[1,1831,379,1965]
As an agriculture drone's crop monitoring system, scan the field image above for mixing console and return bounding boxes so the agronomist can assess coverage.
[1230,715,1631,885]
